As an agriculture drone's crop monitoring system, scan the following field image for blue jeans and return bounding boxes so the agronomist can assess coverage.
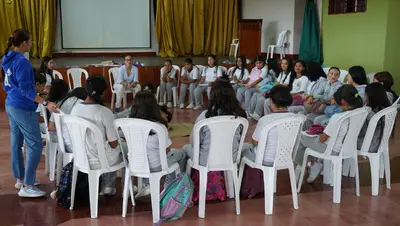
[6,105,43,185]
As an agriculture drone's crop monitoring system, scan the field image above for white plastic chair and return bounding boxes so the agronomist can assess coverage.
[266,30,288,60]
[67,68,89,90]
[367,72,376,84]
[53,112,74,185]
[64,115,125,218]
[114,118,180,223]
[358,106,398,195]
[229,39,239,58]
[297,107,370,203]
[323,67,330,75]
[156,65,180,107]
[41,104,58,182]
[108,67,134,110]
[53,70,63,80]
[186,116,249,218]
[238,115,305,214]
[339,69,349,83]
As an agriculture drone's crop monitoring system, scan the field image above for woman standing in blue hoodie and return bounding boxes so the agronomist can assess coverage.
[1,29,58,197]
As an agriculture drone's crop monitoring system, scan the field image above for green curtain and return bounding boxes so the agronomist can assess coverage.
[0,0,56,58]
[299,0,323,63]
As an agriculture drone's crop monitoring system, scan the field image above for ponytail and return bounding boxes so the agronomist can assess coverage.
[85,76,107,106]
[4,36,13,56]
[334,85,364,110]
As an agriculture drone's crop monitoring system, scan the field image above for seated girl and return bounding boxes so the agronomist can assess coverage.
[242,85,294,168]
[290,62,327,114]
[194,54,223,110]
[70,76,122,195]
[229,56,250,92]
[159,59,177,108]
[34,73,47,134]
[179,58,200,109]
[288,60,309,108]
[357,83,391,153]
[236,56,269,116]
[128,91,186,197]
[294,85,364,183]
[38,56,56,93]
[373,71,398,104]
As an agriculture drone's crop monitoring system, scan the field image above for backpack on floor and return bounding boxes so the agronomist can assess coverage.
[240,165,264,199]
[56,161,90,208]
[190,169,227,202]
[158,173,194,223]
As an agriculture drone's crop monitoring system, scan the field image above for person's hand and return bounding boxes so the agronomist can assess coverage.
[305,97,313,105]
[47,102,59,113]
[208,82,213,87]
[330,98,336,105]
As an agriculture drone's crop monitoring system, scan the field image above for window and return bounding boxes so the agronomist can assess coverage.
[329,0,367,14]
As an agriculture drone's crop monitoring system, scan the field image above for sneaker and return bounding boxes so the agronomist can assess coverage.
[186,103,194,109]
[99,187,116,196]
[18,185,46,198]
[307,162,323,183]
[15,179,40,190]
[295,165,302,183]
[249,113,261,121]
[167,102,173,108]
[193,105,202,110]
[179,104,185,109]
[159,102,164,106]
[135,184,151,198]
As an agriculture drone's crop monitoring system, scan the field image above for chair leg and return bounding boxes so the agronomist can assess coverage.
[88,171,101,218]
[149,176,161,223]
[238,160,246,192]
[369,156,380,196]
[323,159,332,185]
[111,93,115,110]
[129,178,135,206]
[353,157,360,196]
[231,167,240,215]
[44,142,49,175]
[123,93,127,110]
[224,170,234,199]
[332,159,342,204]
[198,169,208,218]
[266,46,270,60]
[49,142,58,182]
[122,169,131,217]
[270,47,275,59]
[379,153,384,179]
[234,45,238,58]
[69,165,79,210]
[297,153,309,193]
[172,88,178,107]
[263,169,274,214]
[288,165,299,209]
[274,169,277,193]
[56,152,63,186]
[383,151,391,189]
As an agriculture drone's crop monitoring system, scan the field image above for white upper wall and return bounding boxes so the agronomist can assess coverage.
[242,0,307,55]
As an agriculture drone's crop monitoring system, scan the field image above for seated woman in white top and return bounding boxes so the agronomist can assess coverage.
[70,76,123,195]
[228,56,250,92]
[179,58,200,109]
[38,56,56,93]
[290,60,309,96]
[159,59,177,108]
[193,54,223,110]
[114,55,140,113]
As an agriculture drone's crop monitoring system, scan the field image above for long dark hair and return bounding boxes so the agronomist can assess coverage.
[289,60,306,88]
[365,83,391,111]
[129,91,168,128]
[85,76,107,106]
[348,66,368,85]
[334,84,364,110]
[280,57,293,86]
[232,56,247,80]
[307,61,327,82]
[39,56,54,83]
[46,79,69,103]
[267,58,278,76]
[374,71,398,101]
[205,77,246,118]
[1,29,31,83]
[58,87,87,109]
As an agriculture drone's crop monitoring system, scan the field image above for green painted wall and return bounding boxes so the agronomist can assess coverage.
[322,0,389,73]
[383,0,400,92]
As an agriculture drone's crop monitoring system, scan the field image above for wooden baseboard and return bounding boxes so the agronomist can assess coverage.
[52,51,157,58]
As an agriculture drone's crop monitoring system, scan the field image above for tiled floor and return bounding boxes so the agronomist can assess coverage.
[0,107,400,226]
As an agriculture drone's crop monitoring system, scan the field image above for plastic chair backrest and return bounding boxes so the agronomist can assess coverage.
[108,67,120,92]
[256,115,306,168]
[323,67,330,75]
[324,107,370,158]
[339,69,348,83]
[191,116,249,170]
[231,39,239,45]
[53,70,63,80]
[54,112,67,155]
[62,115,109,172]
[114,118,169,175]
[67,68,89,89]
[366,72,376,84]
[277,30,288,47]
[360,106,398,154]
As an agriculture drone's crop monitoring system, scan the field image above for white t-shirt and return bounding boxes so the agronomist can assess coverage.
[70,103,120,169]
[202,66,223,83]
[160,67,177,81]
[146,123,173,170]
[229,67,250,80]
[252,112,295,165]
[291,76,309,94]
[323,111,350,153]
[276,71,291,85]
[181,66,200,80]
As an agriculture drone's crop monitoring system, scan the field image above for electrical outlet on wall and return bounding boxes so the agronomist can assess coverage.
[284,42,290,48]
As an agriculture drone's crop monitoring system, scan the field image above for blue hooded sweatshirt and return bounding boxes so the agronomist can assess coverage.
[1,50,37,111]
